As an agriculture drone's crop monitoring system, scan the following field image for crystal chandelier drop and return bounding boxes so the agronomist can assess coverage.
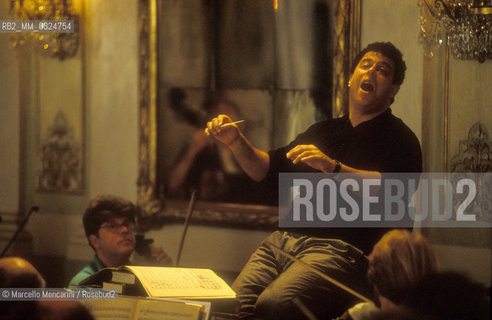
[418,0,492,62]
[10,0,79,60]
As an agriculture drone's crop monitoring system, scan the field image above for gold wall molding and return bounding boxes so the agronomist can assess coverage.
[333,0,360,118]
[449,123,492,226]
[450,122,492,173]
[137,0,163,224]
[34,0,86,195]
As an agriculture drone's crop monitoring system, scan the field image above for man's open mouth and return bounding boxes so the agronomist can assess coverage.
[360,81,374,92]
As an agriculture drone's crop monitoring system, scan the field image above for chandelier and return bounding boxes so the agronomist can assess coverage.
[10,0,79,60]
[418,0,492,62]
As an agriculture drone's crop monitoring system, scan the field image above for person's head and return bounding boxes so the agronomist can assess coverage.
[0,257,46,320]
[367,230,439,307]
[83,195,137,266]
[0,256,46,288]
[202,95,240,120]
[349,42,406,114]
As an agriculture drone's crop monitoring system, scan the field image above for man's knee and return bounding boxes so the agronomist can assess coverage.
[255,287,299,319]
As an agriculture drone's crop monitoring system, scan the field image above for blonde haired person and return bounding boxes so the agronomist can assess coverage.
[340,230,439,320]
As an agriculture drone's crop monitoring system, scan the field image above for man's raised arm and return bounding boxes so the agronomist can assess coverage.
[205,114,270,182]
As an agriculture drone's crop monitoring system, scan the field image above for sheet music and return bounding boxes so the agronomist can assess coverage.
[83,298,137,319]
[124,266,236,298]
[83,296,207,320]
[135,299,203,320]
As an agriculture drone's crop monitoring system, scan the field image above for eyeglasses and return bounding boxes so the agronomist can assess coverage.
[99,221,135,234]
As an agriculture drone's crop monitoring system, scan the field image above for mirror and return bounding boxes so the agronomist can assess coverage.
[137,0,360,230]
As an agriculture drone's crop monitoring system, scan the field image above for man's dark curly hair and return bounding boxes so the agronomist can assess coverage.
[83,194,137,248]
[350,42,407,86]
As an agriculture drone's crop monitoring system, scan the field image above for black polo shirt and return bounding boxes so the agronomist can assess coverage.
[264,109,422,253]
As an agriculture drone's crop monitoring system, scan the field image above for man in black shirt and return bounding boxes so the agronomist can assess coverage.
[206,42,422,319]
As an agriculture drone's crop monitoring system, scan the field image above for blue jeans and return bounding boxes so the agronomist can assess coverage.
[231,231,371,320]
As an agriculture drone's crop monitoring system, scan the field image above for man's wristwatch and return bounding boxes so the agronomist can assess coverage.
[333,160,342,173]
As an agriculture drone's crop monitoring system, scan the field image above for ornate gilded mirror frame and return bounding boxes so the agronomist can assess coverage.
[136,0,360,231]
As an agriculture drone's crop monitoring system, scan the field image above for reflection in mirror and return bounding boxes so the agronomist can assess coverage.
[138,0,360,229]
[157,0,333,203]
[162,92,271,204]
